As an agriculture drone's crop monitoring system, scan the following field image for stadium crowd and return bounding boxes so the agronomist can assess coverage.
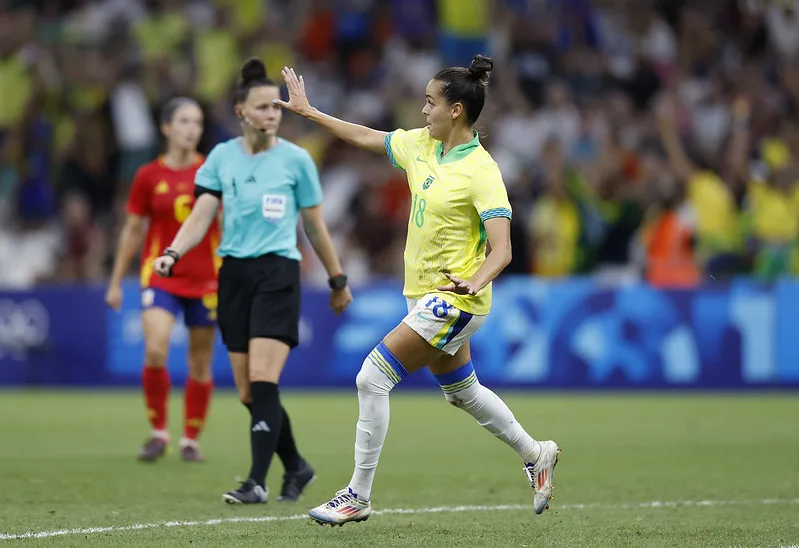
[2,0,799,289]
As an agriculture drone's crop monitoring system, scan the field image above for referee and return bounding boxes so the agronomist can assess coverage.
[154,58,352,504]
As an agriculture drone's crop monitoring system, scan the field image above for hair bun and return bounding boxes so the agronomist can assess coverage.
[468,54,494,82]
[241,57,267,84]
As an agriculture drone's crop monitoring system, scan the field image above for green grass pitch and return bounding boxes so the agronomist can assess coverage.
[0,390,797,547]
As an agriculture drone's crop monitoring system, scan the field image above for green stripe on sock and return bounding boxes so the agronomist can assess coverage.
[369,350,399,384]
[441,372,478,394]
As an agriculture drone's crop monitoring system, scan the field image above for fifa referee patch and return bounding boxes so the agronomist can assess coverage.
[262,194,287,222]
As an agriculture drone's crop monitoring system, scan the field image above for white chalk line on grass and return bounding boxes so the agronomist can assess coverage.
[2,498,798,541]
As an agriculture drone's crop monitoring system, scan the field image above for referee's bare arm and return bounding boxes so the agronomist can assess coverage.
[168,193,220,257]
[275,67,387,155]
[301,205,345,278]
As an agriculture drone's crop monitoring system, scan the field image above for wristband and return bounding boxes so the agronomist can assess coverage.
[328,274,348,290]
[163,247,181,263]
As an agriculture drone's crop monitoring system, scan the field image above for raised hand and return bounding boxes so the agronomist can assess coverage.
[274,67,314,117]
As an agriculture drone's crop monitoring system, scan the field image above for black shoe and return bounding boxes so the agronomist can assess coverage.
[137,437,167,462]
[276,460,316,502]
[180,444,206,463]
[222,478,268,504]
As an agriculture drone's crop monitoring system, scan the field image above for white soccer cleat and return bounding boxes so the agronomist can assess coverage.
[308,488,372,526]
[524,440,561,514]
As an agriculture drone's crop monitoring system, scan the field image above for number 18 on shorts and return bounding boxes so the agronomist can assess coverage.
[402,294,486,356]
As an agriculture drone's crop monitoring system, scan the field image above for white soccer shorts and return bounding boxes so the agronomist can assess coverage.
[402,294,486,355]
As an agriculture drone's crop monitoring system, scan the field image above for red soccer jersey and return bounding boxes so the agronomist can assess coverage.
[127,156,221,299]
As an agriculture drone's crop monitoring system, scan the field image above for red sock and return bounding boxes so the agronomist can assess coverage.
[142,367,170,431]
[184,378,213,441]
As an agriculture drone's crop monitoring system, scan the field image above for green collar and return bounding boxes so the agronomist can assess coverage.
[436,130,480,164]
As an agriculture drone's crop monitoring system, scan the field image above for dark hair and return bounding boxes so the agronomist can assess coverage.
[432,54,493,126]
[160,97,200,125]
[234,57,276,104]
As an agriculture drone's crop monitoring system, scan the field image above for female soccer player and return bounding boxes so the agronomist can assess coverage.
[106,98,217,463]
[275,55,561,525]
[152,58,352,504]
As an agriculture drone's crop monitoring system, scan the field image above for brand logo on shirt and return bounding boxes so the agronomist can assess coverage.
[155,181,170,194]
[245,175,256,184]
[422,175,435,190]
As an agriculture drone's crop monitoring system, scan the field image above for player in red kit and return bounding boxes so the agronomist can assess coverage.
[106,98,220,462]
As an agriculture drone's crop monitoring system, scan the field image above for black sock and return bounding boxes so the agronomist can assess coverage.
[242,401,252,415]
[276,405,303,472]
[247,382,282,487]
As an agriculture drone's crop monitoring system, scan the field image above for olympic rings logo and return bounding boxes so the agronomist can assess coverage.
[0,299,50,360]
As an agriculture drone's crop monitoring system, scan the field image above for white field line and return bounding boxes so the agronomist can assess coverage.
[2,498,798,541]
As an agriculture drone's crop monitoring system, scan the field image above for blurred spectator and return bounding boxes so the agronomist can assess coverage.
[57,191,106,282]
[0,183,59,289]
[57,122,116,218]
[4,0,799,289]
[110,67,158,184]
[0,5,37,134]
[527,138,582,277]
[639,171,700,288]
[654,93,743,279]
[764,0,799,58]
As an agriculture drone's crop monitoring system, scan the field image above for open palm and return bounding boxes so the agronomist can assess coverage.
[275,67,313,117]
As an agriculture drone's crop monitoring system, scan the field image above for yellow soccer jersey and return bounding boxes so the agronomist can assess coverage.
[385,128,512,315]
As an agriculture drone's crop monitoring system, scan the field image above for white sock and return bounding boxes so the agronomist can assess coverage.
[179,437,198,449]
[441,367,541,465]
[347,343,407,501]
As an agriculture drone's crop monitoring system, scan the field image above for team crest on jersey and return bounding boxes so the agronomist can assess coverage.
[155,181,170,194]
[422,175,435,190]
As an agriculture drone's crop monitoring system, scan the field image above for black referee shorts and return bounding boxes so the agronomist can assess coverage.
[217,254,301,353]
